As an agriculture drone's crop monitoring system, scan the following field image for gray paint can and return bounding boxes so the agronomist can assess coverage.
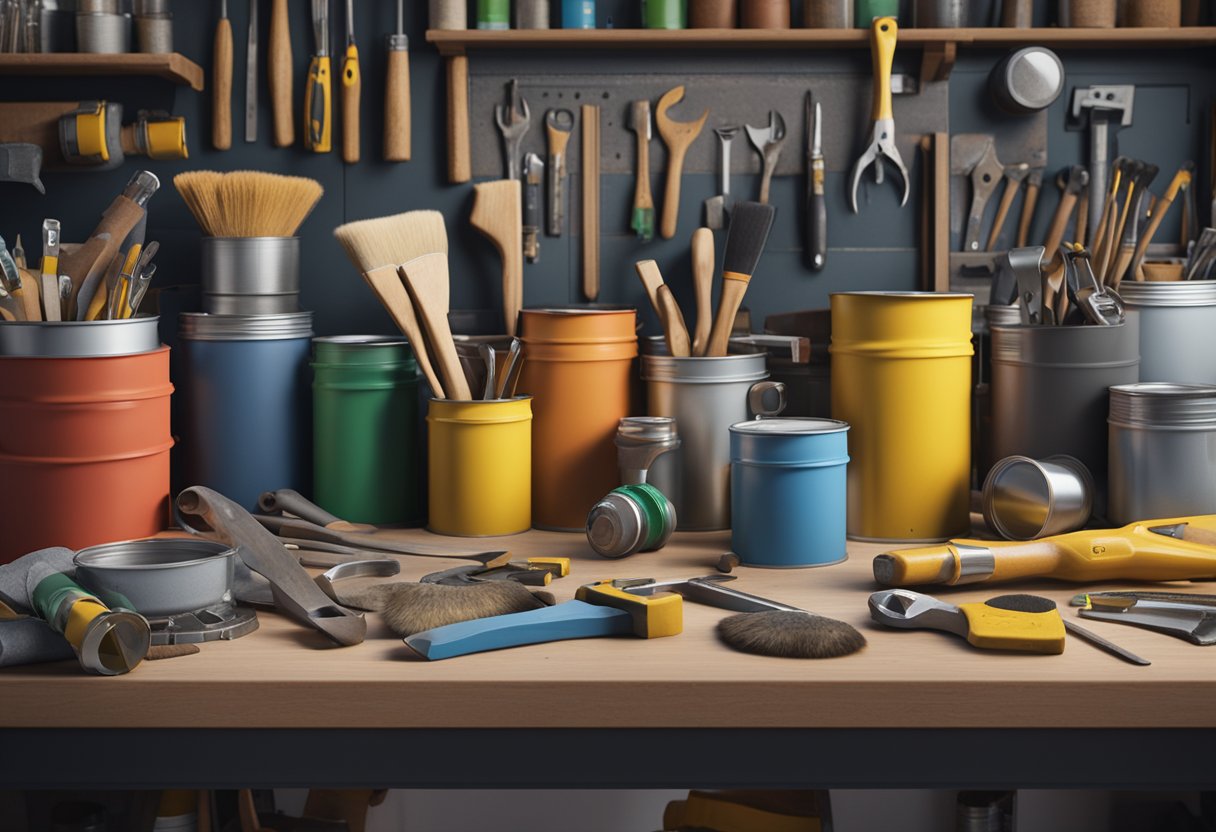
[1108,382,1216,524]
[990,322,1139,500]
[1118,280,1216,385]
[178,312,313,511]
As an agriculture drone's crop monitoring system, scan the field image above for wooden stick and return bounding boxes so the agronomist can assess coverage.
[446,55,471,183]
[384,42,411,161]
[212,10,232,150]
[268,0,293,147]
[400,253,473,401]
[581,104,601,301]
[690,227,713,356]
[656,284,691,357]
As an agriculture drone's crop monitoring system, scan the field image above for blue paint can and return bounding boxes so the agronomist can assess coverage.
[729,417,849,568]
[562,0,596,26]
[177,312,314,511]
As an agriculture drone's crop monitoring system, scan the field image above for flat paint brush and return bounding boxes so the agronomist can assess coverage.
[704,202,776,357]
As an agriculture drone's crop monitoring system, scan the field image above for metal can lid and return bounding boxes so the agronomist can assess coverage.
[179,311,314,341]
[1003,46,1064,111]
[617,416,678,444]
[1109,382,1216,427]
[1118,280,1216,307]
[641,352,769,384]
[730,417,849,435]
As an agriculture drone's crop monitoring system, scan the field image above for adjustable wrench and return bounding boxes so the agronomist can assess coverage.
[544,108,574,237]
[745,110,786,205]
[704,125,739,230]
[494,79,530,180]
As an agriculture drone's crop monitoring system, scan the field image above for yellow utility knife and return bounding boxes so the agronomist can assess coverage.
[305,0,332,153]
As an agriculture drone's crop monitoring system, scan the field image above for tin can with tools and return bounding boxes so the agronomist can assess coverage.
[1119,280,1216,385]
[830,291,974,542]
[990,321,1139,502]
[517,308,637,531]
[200,237,300,316]
[1109,383,1216,525]
[177,312,313,512]
[644,343,784,531]
[312,336,420,526]
[0,332,172,563]
[730,417,849,567]
[427,397,532,536]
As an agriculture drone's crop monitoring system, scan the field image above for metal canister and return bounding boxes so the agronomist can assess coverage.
[803,0,853,27]
[913,0,968,26]
[426,397,532,536]
[830,291,974,542]
[990,321,1139,499]
[1118,280,1216,385]
[561,0,597,26]
[975,304,1021,483]
[729,417,849,568]
[586,484,676,559]
[644,0,687,27]
[982,455,1093,540]
[854,0,897,24]
[200,237,300,315]
[1108,383,1216,525]
[0,345,173,563]
[988,47,1065,115]
[177,312,313,512]
[517,308,637,531]
[312,336,420,526]
[476,0,510,28]
[644,347,782,531]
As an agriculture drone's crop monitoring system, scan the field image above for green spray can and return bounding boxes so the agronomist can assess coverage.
[312,336,421,525]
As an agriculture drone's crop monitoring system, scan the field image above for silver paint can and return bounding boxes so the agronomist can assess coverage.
[1118,280,1216,385]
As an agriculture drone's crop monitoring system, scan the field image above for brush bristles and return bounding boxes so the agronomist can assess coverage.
[336,580,553,637]
[173,171,324,237]
[721,201,776,277]
[717,610,866,659]
[333,210,449,274]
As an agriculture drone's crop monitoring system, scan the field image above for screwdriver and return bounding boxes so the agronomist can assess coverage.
[269,0,294,147]
[305,0,332,153]
[213,0,232,150]
[341,0,360,163]
[384,0,410,162]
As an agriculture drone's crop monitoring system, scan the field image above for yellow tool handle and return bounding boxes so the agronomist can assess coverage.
[40,256,60,322]
[212,16,233,150]
[341,44,360,164]
[958,602,1065,654]
[305,54,332,153]
[870,17,897,122]
[384,43,411,161]
[574,581,682,639]
[269,0,294,147]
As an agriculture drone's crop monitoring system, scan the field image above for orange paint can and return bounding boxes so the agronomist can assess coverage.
[0,347,174,562]
[517,308,638,530]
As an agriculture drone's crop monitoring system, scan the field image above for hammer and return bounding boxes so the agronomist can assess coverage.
[1069,85,1134,242]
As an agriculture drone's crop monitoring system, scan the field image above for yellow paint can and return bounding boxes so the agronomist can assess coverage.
[830,291,974,542]
[427,397,532,536]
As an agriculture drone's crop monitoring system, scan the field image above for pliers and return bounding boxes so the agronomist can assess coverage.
[849,16,909,213]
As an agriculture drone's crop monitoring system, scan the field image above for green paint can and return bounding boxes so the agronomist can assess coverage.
[312,336,421,526]
[477,0,511,29]
[855,0,897,24]
[644,0,686,28]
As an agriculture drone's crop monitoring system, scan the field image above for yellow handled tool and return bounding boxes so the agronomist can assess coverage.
[305,0,332,154]
[340,0,360,164]
[39,218,61,321]
[870,589,1066,654]
[874,515,1216,587]
[848,16,908,213]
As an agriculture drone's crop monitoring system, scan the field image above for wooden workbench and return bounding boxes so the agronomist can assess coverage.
[3,528,1215,790]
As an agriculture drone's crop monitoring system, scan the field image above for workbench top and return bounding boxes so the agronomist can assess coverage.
[4,528,1214,730]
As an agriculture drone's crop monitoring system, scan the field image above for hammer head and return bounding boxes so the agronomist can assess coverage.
[1069,85,1135,127]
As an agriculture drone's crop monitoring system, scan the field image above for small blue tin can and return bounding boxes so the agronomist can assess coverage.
[562,0,596,27]
[729,417,849,568]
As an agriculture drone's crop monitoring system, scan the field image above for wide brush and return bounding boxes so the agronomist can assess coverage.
[174,170,323,237]
[704,202,776,357]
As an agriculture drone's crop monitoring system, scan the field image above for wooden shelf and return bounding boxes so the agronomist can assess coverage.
[0,52,204,91]
[427,26,1216,56]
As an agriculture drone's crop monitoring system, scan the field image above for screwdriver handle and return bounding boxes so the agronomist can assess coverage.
[341,43,360,164]
[808,156,826,270]
[305,54,332,153]
[269,0,294,147]
[212,15,232,150]
[384,36,411,161]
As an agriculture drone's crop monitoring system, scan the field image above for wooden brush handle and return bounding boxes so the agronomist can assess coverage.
[341,44,361,164]
[384,46,411,161]
[690,227,713,356]
[660,144,689,240]
[705,274,749,357]
[581,104,601,302]
[269,0,294,147]
[446,55,471,183]
[633,259,665,320]
[212,16,233,151]
[400,257,473,401]
[656,285,690,357]
[634,127,652,209]
[364,265,445,398]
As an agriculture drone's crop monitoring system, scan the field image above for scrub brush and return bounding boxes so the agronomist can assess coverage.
[335,580,555,637]
[718,611,866,659]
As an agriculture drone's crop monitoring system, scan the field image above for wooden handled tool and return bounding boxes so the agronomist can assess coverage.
[383,0,411,162]
[269,0,294,147]
[1128,166,1193,283]
[305,0,333,153]
[212,0,233,150]
[1016,170,1042,247]
[627,100,654,242]
[655,86,708,241]
[400,252,473,401]
[656,284,691,357]
[705,202,776,358]
[985,165,1028,252]
[690,227,713,356]
[341,0,360,163]
[469,180,523,338]
[447,55,471,183]
[633,258,665,319]
[581,104,600,300]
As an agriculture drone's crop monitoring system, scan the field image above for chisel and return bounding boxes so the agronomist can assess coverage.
[806,93,826,271]
[245,0,257,143]
[384,0,411,161]
[213,0,233,150]
[305,0,333,153]
[269,0,294,147]
[341,0,360,163]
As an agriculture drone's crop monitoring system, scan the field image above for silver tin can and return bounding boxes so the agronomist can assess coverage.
[643,345,774,530]
[201,237,301,316]
[76,12,131,53]
[982,455,1093,540]
[0,316,161,357]
[135,12,172,52]
[1108,382,1216,524]
[990,322,1139,499]
[1118,280,1216,385]
[913,0,968,26]
[74,538,237,617]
